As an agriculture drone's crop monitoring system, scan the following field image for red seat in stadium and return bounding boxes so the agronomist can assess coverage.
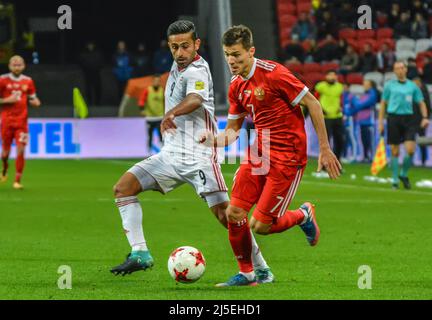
[416,51,432,71]
[346,73,364,85]
[285,62,304,75]
[338,74,346,84]
[321,62,340,73]
[357,39,378,53]
[376,28,393,39]
[377,38,395,50]
[279,27,292,47]
[303,62,321,73]
[279,14,297,28]
[304,72,325,87]
[339,28,356,40]
[296,2,312,14]
[356,29,376,39]
[277,3,296,15]
[346,39,359,52]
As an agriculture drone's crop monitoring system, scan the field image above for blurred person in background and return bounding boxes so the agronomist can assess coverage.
[153,39,173,74]
[421,56,432,84]
[284,34,306,63]
[138,74,164,154]
[411,13,429,39]
[315,70,345,162]
[113,40,133,100]
[79,41,104,106]
[291,12,317,42]
[377,42,396,73]
[133,43,152,78]
[407,57,420,79]
[344,80,380,162]
[394,12,412,39]
[340,45,359,75]
[412,76,431,166]
[359,43,377,74]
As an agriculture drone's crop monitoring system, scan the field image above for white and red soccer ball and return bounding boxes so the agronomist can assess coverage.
[168,246,206,283]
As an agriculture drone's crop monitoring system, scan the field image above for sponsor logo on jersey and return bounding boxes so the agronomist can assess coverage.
[244,90,252,97]
[195,81,204,90]
[254,87,265,101]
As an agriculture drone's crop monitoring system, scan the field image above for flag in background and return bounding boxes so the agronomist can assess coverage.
[73,88,88,119]
[371,137,387,175]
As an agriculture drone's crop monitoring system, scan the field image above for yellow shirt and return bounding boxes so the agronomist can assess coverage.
[315,81,344,119]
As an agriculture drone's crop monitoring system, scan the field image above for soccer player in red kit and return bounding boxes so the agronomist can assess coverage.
[0,55,41,189]
[201,25,342,286]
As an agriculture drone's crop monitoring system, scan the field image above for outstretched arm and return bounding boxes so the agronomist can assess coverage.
[300,91,342,179]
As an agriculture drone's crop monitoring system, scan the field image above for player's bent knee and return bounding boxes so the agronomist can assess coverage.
[113,173,141,198]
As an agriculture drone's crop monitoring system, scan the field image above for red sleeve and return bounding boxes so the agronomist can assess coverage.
[138,88,148,108]
[273,66,309,107]
[227,83,247,120]
[0,77,5,97]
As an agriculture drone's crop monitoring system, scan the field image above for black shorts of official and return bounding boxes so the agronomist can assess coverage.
[387,114,418,145]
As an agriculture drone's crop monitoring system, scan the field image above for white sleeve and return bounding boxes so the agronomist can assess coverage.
[184,67,209,101]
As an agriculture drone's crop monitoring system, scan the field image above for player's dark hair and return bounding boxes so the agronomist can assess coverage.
[167,20,197,41]
[222,25,254,50]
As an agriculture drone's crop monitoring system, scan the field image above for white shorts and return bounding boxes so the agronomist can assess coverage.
[128,152,229,207]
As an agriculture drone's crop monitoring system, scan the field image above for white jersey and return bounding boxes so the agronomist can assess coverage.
[163,55,218,161]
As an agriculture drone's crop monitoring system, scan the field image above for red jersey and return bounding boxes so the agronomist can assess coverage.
[228,58,309,167]
[0,73,37,127]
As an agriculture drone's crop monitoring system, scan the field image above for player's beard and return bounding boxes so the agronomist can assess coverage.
[11,71,22,78]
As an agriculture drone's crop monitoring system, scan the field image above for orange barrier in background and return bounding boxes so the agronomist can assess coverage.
[125,72,169,99]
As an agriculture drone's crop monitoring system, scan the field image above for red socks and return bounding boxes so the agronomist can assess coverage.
[15,153,25,183]
[269,209,305,234]
[228,217,253,273]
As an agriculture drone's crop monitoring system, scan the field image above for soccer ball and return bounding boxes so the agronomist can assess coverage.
[168,246,206,283]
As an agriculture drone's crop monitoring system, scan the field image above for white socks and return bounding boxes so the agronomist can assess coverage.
[115,196,148,252]
[250,232,269,270]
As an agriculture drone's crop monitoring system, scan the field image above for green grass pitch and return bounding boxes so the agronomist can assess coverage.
[0,158,431,300]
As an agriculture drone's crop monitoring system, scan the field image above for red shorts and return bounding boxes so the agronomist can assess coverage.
[1,124,29,151]
[231,162,305,224]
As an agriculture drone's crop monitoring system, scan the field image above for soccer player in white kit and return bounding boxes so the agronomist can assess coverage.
[110,20,273,283]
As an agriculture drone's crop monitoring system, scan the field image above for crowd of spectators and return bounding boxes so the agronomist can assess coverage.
[278,0,432,86]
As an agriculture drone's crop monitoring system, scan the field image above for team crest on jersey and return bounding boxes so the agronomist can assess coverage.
[7,84,12,89]
[195,81,204,90]
[22,84,28,91]
[254,87,265,101]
